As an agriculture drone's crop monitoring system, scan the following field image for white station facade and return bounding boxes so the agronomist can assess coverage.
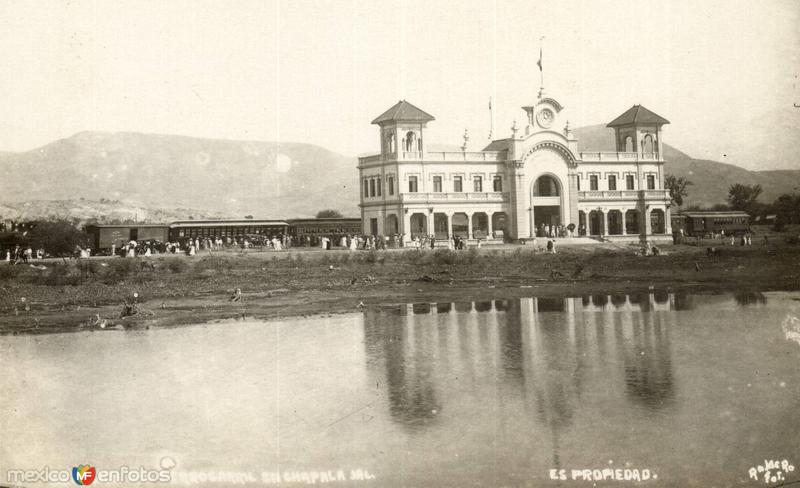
[358,91,673,244]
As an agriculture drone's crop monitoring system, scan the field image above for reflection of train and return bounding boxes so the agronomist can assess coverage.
[670,211,750,237]
[85,217,361,251]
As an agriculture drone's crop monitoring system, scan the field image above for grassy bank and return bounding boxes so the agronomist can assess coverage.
[1,242,798,334]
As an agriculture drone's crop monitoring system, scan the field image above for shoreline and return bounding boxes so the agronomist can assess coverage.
[1,243,798,335]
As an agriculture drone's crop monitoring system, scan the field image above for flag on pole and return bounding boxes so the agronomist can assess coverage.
[537,46,542,71]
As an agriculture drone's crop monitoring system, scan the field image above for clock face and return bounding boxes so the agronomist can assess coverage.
[536,108,554,129]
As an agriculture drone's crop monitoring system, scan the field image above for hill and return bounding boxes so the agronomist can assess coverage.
[0,131,359,220]
[0,199,226,225]
[573,125,800,208]
[0,128,798,223]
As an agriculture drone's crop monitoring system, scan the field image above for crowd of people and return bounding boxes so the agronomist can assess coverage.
[3,245,45,264]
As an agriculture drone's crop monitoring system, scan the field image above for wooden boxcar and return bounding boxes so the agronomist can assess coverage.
[675,211,750,237]
[85,224,170,251]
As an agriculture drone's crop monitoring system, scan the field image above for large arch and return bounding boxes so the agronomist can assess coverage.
[530,173,564,237]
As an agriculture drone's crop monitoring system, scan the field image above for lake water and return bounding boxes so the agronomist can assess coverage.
[1,291,799,487]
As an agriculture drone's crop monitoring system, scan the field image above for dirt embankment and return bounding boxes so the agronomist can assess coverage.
[1,242,798,334]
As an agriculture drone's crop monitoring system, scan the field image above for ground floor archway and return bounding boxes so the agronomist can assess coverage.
[607,210,624,235]
[589,210,604,236]
[386,214,398,235]
[650,209,665,234]
[472,213,488,239]
[410,213,427,238]
[533,205,561,237]
[625,210,640,235]
[452,213,468,238]
[491,212,507,239]
[433,213,449,239]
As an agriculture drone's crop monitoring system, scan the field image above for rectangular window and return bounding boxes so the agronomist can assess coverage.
[493,176,502,192]
[626,174,635,190]
[608,175,617,191]
[589,175,598,191]
[473,176,483,192]
[577,175,581,191]
[453,176,463,192]
[647,175,656,190]
[376,177,382,196]
[387,176,394,195]
[408,175,418,193]
[433,175,442,192]
[369,178,376,197]
[363,179,369,198]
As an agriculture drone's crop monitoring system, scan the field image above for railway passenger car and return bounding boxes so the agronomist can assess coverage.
[287,218,362,244]
[676,211,750,237]
[168,220,289,242]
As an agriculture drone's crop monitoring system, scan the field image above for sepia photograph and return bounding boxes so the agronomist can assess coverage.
[0,0,799,486]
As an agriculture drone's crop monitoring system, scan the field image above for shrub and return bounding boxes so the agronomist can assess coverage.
[164,257,189,274]
[0,264,24,280]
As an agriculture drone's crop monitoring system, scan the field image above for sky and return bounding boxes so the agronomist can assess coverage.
[0,0,798,170]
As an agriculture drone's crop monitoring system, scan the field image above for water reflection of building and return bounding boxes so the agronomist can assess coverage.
[362,293,676,443]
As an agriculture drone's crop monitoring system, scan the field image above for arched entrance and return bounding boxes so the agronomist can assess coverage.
[607,210,623,235]
[531,174,562,237]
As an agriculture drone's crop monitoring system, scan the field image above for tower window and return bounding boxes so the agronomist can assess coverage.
[608,175,617,191]
[453,176,463,192]
[626,174,635,190]
[473,176,483,192]
[369,178,376,197]
[408,176,418,193]
[647,174,656,190]
[433,176,442,193]
[376,177,382,196]
[387,176,394,195]
[404,131,417,152]
[363,179,369,198]
[493,176,502,192]
[577,175,581,191]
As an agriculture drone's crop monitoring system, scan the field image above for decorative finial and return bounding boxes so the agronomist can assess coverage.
[511,120,518,138]
[564,120,572,138]
[461,129,470,151]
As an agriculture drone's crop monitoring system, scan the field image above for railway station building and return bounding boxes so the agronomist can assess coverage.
[358,90,674,244]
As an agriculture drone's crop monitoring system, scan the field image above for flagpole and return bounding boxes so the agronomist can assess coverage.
[488,97,494,140]
[538,36,545,95]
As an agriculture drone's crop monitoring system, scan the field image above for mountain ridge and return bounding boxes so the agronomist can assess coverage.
[0,128,798,223]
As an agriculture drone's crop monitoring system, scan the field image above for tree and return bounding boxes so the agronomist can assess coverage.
[25,220,89,257]
[774,193,800,226]
[727,183,763,213]
[664,174,692,207]
[316,209,343,219]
